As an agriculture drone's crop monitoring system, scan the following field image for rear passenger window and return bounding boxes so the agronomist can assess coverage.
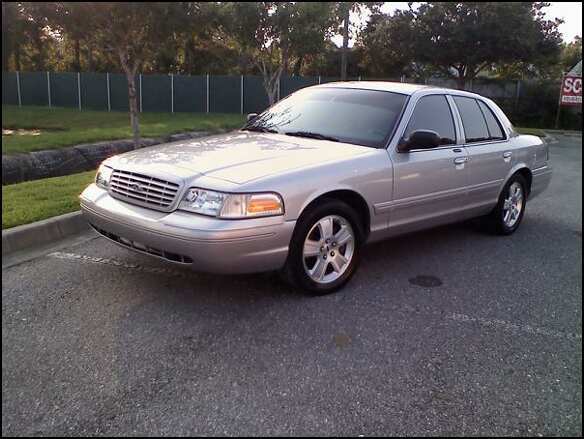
[453,96,490,143]
[405,95,456,145]
[478,101,505,140]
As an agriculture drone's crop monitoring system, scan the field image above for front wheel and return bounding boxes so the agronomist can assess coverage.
[283,199,364,295]
[486,174,528,235]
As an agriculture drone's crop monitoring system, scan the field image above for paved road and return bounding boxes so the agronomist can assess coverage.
[3,134,582,436]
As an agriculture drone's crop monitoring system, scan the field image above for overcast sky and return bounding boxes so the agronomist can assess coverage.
[332,2,583,47]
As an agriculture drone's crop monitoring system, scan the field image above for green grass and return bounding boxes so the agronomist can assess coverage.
[2,171,96,229]
[2,105,245,155]
[515,127,547,137]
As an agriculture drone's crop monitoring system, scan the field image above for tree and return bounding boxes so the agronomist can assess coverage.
[334,2,381,80]
[221,2,280,105]
[2,2,28,71]
[410,2,563,89]
[562,36,582,73]
[288,2,337,76]
[47,2,97,71]
[149,2,222,75]
[222,2,336,105]
[19,2,54,71]
[359,9,418,79]
[90,2,172,147]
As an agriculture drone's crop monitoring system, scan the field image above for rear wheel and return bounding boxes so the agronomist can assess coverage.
[283,199,363,295]
[485,174,528,235]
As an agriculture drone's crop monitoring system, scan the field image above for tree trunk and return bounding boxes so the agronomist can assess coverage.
[340,8,350,81]
[293,54,304,77]
[456,76,466,90]
[14,45,21,71]
[33,27,45,71]
[86,43,93,71]
[264,73,279,106]
[126,72,141,148]
[118,47,141,149]
[454,65,467,90]
[282,42,289,76]
[260,63,282,106]
[74,38,81,71]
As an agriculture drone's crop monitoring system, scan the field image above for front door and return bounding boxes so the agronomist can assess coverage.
[389,94,469,229]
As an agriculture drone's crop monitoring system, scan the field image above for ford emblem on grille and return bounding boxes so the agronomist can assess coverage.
[130,183,143,192]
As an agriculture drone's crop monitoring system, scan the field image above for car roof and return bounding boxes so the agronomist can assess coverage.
[314,80,486,99]
[315,80,429,95]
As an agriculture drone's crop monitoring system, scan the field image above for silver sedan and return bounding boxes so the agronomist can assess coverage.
[80,82,552,294]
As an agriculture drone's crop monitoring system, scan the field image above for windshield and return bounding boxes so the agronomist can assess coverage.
[243,87,408,148]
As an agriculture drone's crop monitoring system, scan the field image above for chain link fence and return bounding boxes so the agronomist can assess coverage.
[2,71,581,130]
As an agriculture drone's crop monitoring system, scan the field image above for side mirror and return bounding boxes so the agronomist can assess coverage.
[247,113,258,122]
[398,130,441,152]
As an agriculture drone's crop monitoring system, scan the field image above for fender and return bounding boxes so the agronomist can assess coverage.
[499,162,532,196]
[298,184,373,221]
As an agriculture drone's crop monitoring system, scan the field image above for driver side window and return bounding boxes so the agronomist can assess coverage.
[405,95,456,146]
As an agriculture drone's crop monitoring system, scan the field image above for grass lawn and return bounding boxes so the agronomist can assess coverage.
[2,170,95,229]
[2,105,245,155]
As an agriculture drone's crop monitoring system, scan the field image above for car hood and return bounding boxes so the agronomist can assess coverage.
[107,131,374,185]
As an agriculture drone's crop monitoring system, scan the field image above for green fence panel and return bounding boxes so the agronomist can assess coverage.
[142,74,171,112]
[243,76,269,114]
[80,72,108,110]
[50,72,78,108]
[173,75,205,113]
[20,72,49,106]
[109,73,140,111]
[280,76,319,99]
[319,76,341,84]
[210,75,240,114]
[2,72,18,105]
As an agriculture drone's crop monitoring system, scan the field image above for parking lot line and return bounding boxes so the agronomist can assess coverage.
[48,250,195,279]
[48,250,582,343]
[446,312,582,341]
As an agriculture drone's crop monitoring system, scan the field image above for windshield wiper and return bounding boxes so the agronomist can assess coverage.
[242,126,279,134]
[284,131,340,142]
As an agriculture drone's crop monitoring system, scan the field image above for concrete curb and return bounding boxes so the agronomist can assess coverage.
[2,129,230,186]
[2,211,88,257]
[542,129,582,137]
[541,131,558,144]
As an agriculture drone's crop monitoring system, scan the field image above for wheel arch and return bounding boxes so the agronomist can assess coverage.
[298,188,372,240]
[502,164,533,197]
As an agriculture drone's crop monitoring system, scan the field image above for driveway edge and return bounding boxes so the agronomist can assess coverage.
[2,210,88,257]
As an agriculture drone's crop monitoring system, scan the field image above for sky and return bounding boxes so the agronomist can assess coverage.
[332,2,583,47]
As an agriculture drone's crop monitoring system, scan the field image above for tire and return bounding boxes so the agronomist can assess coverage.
[485,173,528,235]
[282,198,364,295]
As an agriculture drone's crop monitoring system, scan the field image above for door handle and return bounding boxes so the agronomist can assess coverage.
[503,151,512,159]
[454,157,468,165]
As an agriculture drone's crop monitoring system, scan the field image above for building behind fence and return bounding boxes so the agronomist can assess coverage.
[2,71,581,130]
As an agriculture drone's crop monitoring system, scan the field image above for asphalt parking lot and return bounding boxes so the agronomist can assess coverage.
[2,134,582,436]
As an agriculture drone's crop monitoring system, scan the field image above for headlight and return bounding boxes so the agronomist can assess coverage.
[179,188,284,219]
[95,164,113,189]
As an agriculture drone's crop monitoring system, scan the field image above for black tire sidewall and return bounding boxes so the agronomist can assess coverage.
[286,199,364,295]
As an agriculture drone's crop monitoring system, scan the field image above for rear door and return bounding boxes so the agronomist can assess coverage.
[452,96,513,212]
[389,94,470,228]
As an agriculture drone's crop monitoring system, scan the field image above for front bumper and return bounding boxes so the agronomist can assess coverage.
[80,184,295,274]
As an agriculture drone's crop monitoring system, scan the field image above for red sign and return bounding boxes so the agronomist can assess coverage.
[560,75,582,106]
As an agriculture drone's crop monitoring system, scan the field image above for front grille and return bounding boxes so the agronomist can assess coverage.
[109,169,180,211]
[91,224,193,264]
